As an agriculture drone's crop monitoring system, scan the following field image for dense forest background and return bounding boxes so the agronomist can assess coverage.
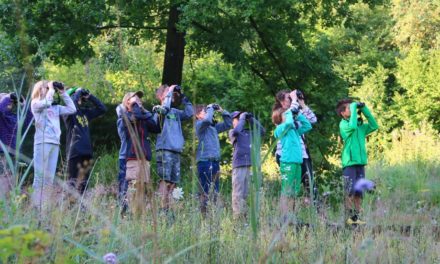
[0,0,439,190]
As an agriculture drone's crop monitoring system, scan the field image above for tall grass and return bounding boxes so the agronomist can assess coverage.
[1,93,440,262]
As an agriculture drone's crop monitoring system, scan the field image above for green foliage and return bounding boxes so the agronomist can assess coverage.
[383,122,440,165]
[44,32,163,104]
[391,0,440,51]
[394,46,440,131]
[0,225,50,263]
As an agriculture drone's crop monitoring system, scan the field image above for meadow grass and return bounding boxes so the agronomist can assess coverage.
[0,96,439,263]
[0,158,439,263]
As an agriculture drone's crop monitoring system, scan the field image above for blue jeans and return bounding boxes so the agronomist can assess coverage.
[118,159,128,206]
[197,161,220,195]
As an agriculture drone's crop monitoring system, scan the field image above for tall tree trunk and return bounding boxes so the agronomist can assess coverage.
[162,5,185,85]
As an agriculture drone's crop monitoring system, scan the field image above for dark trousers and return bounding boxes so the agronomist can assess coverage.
[198,161,220,195]
[197,160,220,212]
[118,158,128,209]
[301,158,318,200]
[68,155,93,194]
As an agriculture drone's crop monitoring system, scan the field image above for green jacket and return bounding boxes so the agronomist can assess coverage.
[339,103,379,168]
[274,110,312,164]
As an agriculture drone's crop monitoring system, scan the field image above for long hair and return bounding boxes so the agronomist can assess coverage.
[272,90,290,111]
[272,108,285,125]
[31,80,49,101]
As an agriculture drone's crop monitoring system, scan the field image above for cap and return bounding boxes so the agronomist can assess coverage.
[231,111,242,119]
[134,90,144,98]
[122,91,144,107]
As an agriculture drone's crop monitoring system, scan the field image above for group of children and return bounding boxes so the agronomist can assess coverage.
[113,84,266,218]
[0,80,378,224]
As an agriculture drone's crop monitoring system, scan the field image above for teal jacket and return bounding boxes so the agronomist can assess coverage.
[339,103,379,168]
[274,110,312,164]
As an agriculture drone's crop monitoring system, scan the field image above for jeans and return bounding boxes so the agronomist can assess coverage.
[118,159,128,209]
[197,161,220,195]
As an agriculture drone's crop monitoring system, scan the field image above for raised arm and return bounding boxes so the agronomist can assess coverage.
[197,106,215,133]
[215,110,232,133]
[301,106,317,124]
[360,105,379,135]
[162,89,172,110]
[127,104,161,133]
[230,114,247,136]
[31,89,55,113]
[176,95,194,121]
[58,91,77,116]
[84,94,107,120]
[295,114,312,135]
[339,102,358,138]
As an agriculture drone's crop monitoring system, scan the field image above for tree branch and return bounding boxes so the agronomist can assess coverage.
[97,24,167,31]
[249,16,292,89]
[191,21,214,34]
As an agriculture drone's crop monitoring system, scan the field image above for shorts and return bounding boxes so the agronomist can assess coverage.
[280,162,302,197]
[343,165,365,197]
[156,150,181,183]
[126,160,150,182]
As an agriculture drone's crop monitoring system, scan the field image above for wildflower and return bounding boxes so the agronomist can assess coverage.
[172,187,184,200]
[103,252,117,264]
[354,179,375,194]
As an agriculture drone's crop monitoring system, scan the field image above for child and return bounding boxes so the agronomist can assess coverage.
[229,111,265,219]
[336,99,378,225]
[195,104,232,213]
[273,90,317,203]
[31,81,76,209]
[0,92,33,199]
[154,84,193,211]
[64,87,107,194]
[273,92,312,220]
[121,91,161,214]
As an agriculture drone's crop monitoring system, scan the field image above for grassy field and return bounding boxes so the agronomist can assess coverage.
[0,158,439,263]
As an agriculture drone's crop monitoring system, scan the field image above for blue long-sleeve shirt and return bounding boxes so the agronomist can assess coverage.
[155,92,193,153]
[229,115,265,169]
[196,107,232,162]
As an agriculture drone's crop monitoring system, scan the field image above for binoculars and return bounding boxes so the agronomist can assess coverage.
[9,93,24,103]
[357,102,365,108]
[53,81,65,91]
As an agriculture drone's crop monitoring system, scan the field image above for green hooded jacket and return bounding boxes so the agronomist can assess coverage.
[339,102,379,168]
[275,110,312,164]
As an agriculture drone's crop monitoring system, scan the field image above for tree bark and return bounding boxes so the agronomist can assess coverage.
[162,5,185,85]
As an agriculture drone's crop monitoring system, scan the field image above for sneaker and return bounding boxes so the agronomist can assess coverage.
[353,219,366,225]
[346,218,366,226]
